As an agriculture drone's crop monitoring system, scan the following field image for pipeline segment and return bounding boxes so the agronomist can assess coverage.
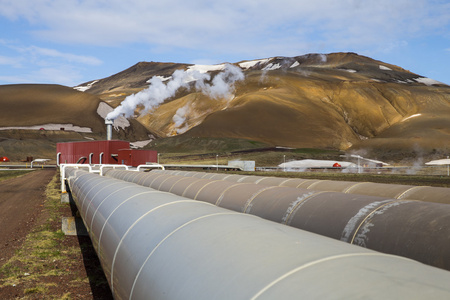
[65,167,450,299]
[105,169,450,271]
[153,169,450,204]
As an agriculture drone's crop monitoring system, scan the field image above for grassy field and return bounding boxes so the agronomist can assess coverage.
[150,142,450,187]
[148,136,271,154]
[233,170,450,187]
[0,170,34,182]
[154,142,343,167]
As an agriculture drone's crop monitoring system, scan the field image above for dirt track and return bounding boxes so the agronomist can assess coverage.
[0,169,113,299]
[0,169,55,267]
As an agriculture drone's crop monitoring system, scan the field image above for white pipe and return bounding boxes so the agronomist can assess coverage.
[136,164,165,172]
[100,164,129,176]
[60,164,92,192]
[66,169,450,300]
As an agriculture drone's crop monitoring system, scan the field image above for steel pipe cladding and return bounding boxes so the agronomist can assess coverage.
[105,169,450,271]
[65,167,450,299]
[151,170,450,204]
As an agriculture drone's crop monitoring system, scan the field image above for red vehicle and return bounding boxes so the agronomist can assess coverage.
[0,156,10,162]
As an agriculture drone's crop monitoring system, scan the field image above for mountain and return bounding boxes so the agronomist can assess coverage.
[0,84,154,161]
[1,52,448,162]
[75,52,450,160]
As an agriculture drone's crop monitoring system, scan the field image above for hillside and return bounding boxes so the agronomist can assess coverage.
[1,52,449,163]
[0,84,154,161]
[76,52,450,160]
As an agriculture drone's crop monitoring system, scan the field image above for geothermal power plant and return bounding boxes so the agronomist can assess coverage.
[52,69,450,298]
[59,160,450,299]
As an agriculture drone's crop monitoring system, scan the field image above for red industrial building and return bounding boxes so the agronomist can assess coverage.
[56,140,157,167]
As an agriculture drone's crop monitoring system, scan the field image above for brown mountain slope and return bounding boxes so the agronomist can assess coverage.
[0,84,104,129]
[77,62,190,107]
[181,72,450,152]
[0,84,154,161]
[182,73,359,149]
[130,56,449,157]
[26,52,450,159]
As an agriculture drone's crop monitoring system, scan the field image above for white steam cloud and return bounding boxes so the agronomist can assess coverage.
[106,63,244,120]
[319,53,327,63]
[172,104,190,134]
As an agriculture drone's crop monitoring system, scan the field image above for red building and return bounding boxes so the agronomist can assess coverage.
[56,140,157,167]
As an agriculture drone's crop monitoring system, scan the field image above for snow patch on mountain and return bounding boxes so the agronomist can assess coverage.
[187,64,226,73]
[0,124,92,132]
[395,77,446,86]
[148,75,171,83]
[130,139,153,148]
[262,63,281,71]
[239,58,270,69]
[379,65,392,71]
[414,77,446,86]
[290,61,300,68]
[74,80,98,92]
[96,102,130,129]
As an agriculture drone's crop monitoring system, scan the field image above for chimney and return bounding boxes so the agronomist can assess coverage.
[105,119,113,140]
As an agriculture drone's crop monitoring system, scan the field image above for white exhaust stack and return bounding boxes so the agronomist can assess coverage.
[105,119,113,140]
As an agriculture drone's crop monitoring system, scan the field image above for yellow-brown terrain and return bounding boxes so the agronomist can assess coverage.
[0,84,152,161]
[1,52,449,162]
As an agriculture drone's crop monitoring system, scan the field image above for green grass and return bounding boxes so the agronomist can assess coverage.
[233,170,450,187]
[148,136,345,167]
[292,148,341,155]
[0,170,34,182]
[158,149,344,168]
[147,136,271,154]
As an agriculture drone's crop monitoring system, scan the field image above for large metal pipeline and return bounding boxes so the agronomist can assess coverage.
[152,170,450,204]
[65,167,450,299]
[105,169,450,271]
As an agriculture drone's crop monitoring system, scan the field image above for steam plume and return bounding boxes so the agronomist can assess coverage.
[319,54,327,63]
[106,63,244,120]
[172,104,190,134]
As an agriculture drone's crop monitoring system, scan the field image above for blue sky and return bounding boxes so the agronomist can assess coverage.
[0,0,449,87]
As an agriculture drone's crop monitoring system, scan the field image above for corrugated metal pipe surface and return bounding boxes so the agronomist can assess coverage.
[65,167,450,299]
[105,169,450,271]
[153,170,450,204]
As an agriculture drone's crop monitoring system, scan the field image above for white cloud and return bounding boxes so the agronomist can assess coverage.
[30,66,84,86]
[1,0,448,55]
[0,38,102,85]
[0,0,449,85]
[23,46,102,65]
[0,66,84,86]
[0,55,22,67]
